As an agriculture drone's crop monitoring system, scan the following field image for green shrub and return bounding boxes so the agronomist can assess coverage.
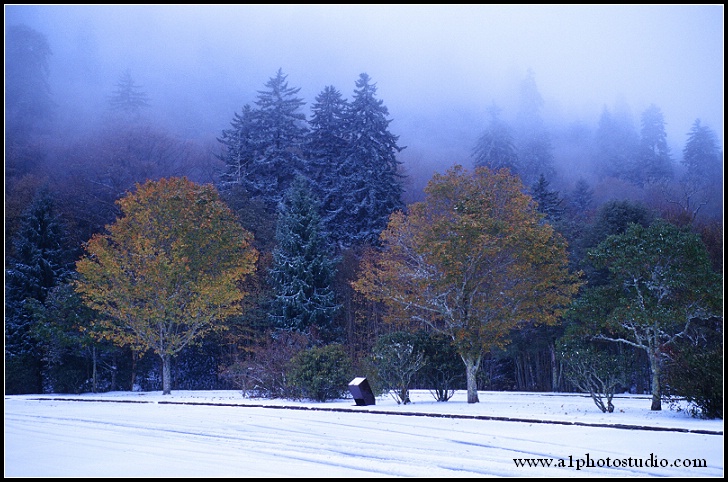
[289,344,353,402]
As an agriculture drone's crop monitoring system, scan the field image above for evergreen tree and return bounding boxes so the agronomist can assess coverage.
[337,73,406,247]
[268,177,342,343]
[634,104,673,185]
[514,69,555,186]
[5,188,71,394]
[587,199,654,248]
[530,174,563,223]
[673,119,723,222]
[566,178,595,221]
[682,119,720,178]
[252,68,309,208]
[217,104,261,189]
[560,178,595,268]
[303,85,350,240]
[592,104,639,181]
[27,280,116,394]
[108,69,150,117]
[582,199,654,285]
[472,102,518,172]
[217,69,308,212]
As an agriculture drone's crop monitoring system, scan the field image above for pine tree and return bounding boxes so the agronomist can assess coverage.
[567,178,595,220]
[682,119,721,184]
[514,69,555,186]
[592,103,640,181]
[268,177,342,343]
[530,174,563,223]
[253,68,309,208]
[561,178,595,271]
[673,119,723,222]
[108,69,150,117]
[5,188,71,394]
[217,69,308,212]
[336,73,406,247]
[217,104,261,189]
[303,85,350,240]
[634,104,673,185]
[472,102,518,173]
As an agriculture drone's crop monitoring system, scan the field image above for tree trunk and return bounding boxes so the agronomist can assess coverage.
[110,352,117,391]
[162,353,172,395]
[648,346,661,411]
[514,357,524,390]
[550,343,558,392]
[461,354,481,403]
[92,346,98,393]
[130,350,138,391]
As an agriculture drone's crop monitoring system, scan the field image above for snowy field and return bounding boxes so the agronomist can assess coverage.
[5,389,723,477]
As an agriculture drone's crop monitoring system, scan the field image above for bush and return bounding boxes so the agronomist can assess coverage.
[289,344,353,402]
[414,332,464,401]
[557,337,632,413]
[372,332,426,404]
[220,331,308,399]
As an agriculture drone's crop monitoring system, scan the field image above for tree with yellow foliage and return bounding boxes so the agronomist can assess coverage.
[75,177,258,394]
[353,165,580,403]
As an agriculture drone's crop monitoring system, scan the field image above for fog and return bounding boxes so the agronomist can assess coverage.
[5,5,724,192]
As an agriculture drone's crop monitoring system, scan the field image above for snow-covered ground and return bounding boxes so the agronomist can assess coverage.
[5,389,723,477]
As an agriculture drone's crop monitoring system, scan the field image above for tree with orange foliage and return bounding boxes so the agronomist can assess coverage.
[353,165,581,403]
[75,177,258,394]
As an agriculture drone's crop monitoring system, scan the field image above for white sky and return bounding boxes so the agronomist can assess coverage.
[5,390,724,477]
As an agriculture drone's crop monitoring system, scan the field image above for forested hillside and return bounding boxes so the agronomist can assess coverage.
[5,23,722,417]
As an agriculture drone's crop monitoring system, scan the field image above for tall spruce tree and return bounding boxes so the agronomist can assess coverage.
[5,188,71,394]
[253,68,309,208]
[592,103,640,181]
[217,69,308,212]
[268,177,342,343]
[218,104,261,189]
[337,73,406,247]
[682,119,720,178]
[472,102,518,173]
[108,69,150,118]
[514,69,555,186]
[530,174,564,224]
[560,178,596,272]
[566,178,595,222]
[303,85,351,241]
[634,104,673,185]
[674,119,723,222]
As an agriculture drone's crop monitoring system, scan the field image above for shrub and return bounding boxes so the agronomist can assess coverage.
[220,331,308,399]
[289,344,353,402]
[557,338,632,413]
[414,331,464,401]
[372,332,426,404]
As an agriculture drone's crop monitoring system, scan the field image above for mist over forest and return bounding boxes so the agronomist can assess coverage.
[6,5,724,197]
